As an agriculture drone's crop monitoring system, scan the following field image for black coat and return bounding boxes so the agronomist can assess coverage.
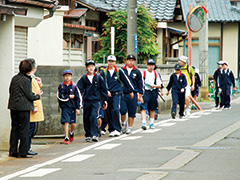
[8,72,40,111]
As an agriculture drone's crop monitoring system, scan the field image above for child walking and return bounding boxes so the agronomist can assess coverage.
[219,61,236,109]
[57,70,82,144]
[141,59,163,130]
[166,64,187,119]
[77,59,108,142]
[191,66,202,110]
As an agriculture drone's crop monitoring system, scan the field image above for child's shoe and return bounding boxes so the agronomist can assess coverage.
[85,137,91,142]
[149,124,155,129]
[64,137,69,144]
[171,112,176,119]
[141,123,147,130]
[122,122,127,134]
[92,136,99,142]
[69,131,74,142]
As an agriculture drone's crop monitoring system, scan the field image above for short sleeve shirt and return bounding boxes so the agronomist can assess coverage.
[180,64,195,86]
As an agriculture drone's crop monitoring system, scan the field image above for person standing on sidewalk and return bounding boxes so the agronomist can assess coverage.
[78,59,108,142]
[141,59,162,130]
[166,64,187,119]
[100,55,134,137]
[219,61,236,109]
[120,54,144,134]
[213,61,224,109]
[57,70,82,144]
[8,60,43,158]
[178,56,195,116]
[28,58,44,155]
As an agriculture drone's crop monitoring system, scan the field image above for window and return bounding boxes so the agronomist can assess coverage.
[63,33,83,49]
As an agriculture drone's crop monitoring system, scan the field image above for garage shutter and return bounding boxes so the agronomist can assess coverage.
[15,26,28,74]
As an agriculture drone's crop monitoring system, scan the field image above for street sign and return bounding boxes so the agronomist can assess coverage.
[134,34,137,54]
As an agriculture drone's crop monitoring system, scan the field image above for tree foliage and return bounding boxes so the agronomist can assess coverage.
[93,5,159,64]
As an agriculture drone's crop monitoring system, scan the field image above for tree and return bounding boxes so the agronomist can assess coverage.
[93,4,159,64]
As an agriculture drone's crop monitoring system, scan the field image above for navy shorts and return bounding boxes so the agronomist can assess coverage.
[191,89,199,97]
[120,93,138,117]
[61,109,76,125]
[141,89,158,112]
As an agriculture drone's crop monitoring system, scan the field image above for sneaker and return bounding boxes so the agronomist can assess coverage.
[64,137,69,144]
[126,127,132,134]
[98,128,102,137]
[69,131,74,142]
[109,130,120,137]
[101,130,106,135]
[141,123,147,130]
[179,115,183,119]
[92,136,99,142]
[171,112,176,119]
[186,108,191,116]
[122,122,127,134]
[27,149,38,155]
[149,124,155,129]
[154,113,158,120]
[85,137,91,142]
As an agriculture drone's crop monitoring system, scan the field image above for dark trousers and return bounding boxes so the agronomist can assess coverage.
[171,90,185,116]
[10,110,30,156]
[83,100,101,137]
[29,122,36,150]
[106,92,122,133]
[222,85,231,108]
[215,87,224,107]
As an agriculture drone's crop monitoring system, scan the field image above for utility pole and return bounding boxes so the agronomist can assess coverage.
[198,0,209,99]
[127,0,137,63]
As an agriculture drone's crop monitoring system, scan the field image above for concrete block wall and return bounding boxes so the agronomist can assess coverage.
[36,64,175,135]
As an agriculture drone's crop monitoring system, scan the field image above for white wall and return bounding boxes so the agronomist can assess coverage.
[28,10,65,66]
[0,15,15,150]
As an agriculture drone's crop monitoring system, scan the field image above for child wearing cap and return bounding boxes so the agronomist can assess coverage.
[178,56,195,116]
[120,54,144,134]
[191,66,202,110]
[77,59,108,142]
[57,70,82,144]
[140,59,163,130]
[219,62,236,109]
[213,61,224,109]
[166,64,187,119]
[100,55,134,137]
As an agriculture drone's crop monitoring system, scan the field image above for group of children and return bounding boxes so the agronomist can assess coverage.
[57,55,236,144]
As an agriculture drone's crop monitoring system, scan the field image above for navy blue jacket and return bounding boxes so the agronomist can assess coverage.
[166,73,187,92]
[57,81,82,110]
[219,69,235,88]
[77,73,108,102]
[121,64,144,94]
[100,66,134,93]
[213,68,221,88]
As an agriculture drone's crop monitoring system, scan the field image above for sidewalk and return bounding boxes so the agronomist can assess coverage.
[0,98,232,177]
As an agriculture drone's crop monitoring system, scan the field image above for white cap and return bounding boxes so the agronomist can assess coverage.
[107,55,117,61]
[223,61,228,66]
[179,56,188,63]
[217,61,224,65]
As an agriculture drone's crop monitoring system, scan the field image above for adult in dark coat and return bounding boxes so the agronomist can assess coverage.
[8,60,43,158]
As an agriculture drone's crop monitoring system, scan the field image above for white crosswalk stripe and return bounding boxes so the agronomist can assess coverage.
[159,123,176,127]
[94,143,121,150]
[62,154,95,162]
[120,136,142,141]
[141,129,161,133]
[20,168,61,177]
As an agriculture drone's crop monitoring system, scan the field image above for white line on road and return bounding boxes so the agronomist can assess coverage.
[189,115,201,119]
[20,168,61,178]
[94,143,121,150]
[120,136,142,140]
[61,154,95,162]
[141,129,161,133]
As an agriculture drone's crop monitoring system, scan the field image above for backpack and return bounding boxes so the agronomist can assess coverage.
[143,70,157,85]
[60,82,76,98]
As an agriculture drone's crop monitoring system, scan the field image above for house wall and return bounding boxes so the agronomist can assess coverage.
[0,15,15,150]
[28,9,66,66]
[168,22,239,76]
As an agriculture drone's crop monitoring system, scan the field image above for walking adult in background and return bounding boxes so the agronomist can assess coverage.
[28,58,44,155]
[178,56,195,116]
[8,60,43,158]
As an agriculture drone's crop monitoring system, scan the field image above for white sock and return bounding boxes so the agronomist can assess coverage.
[150,118,154,125]
[142,119,146,124]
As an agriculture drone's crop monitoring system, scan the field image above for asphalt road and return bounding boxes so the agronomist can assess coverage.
[1,98,240,180]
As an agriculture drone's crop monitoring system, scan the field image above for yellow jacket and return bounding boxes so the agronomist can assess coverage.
[30,76,44,122]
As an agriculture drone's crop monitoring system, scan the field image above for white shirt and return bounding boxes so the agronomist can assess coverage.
[88,75,94,83]
[126,67,133,76]
[109,69,115,77]
[143,70,162,90]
